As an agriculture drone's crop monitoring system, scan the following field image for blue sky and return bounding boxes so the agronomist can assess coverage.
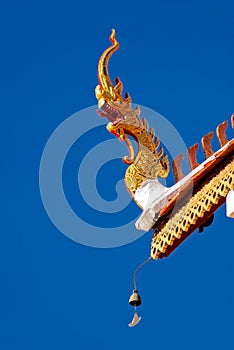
[2,1,234,349]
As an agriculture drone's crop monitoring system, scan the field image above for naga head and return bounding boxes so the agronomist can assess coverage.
[95,29,136,138]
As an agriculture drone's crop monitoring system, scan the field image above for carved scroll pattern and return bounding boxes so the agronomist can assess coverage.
[151,157,234,259]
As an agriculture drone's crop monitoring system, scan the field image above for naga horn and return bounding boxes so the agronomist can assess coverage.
[97,29,119,99]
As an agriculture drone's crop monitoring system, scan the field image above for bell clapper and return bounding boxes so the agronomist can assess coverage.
[128,256,152,327]
[128,305,142,327]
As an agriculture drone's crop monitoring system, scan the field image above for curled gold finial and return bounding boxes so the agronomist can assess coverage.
[97,29,119,99]
[96,29,131,106]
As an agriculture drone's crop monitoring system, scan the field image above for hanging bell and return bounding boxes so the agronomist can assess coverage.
[128,289,142,307]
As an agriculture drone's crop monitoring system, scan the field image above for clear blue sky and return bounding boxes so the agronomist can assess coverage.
[2,1,234,349]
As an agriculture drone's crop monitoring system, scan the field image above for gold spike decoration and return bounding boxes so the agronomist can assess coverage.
[188,143,199,170]
[202,131,214,159]
[172,154,185,182]
[216,121,228,147]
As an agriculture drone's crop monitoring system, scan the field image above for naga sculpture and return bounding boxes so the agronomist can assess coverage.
[95,29,234,324]
[95,29,169,201]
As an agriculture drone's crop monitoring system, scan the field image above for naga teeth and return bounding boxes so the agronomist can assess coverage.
[102,103,123,122]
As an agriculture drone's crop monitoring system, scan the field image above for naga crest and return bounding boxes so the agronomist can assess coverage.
[95,29,170,201]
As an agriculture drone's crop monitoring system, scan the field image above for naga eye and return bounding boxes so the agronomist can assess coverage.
[98,98,105,109]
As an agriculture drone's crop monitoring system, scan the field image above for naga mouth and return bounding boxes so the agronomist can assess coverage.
[99,102,125,126]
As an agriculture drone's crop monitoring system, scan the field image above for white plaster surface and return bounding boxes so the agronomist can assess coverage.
[226,190,234,218]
